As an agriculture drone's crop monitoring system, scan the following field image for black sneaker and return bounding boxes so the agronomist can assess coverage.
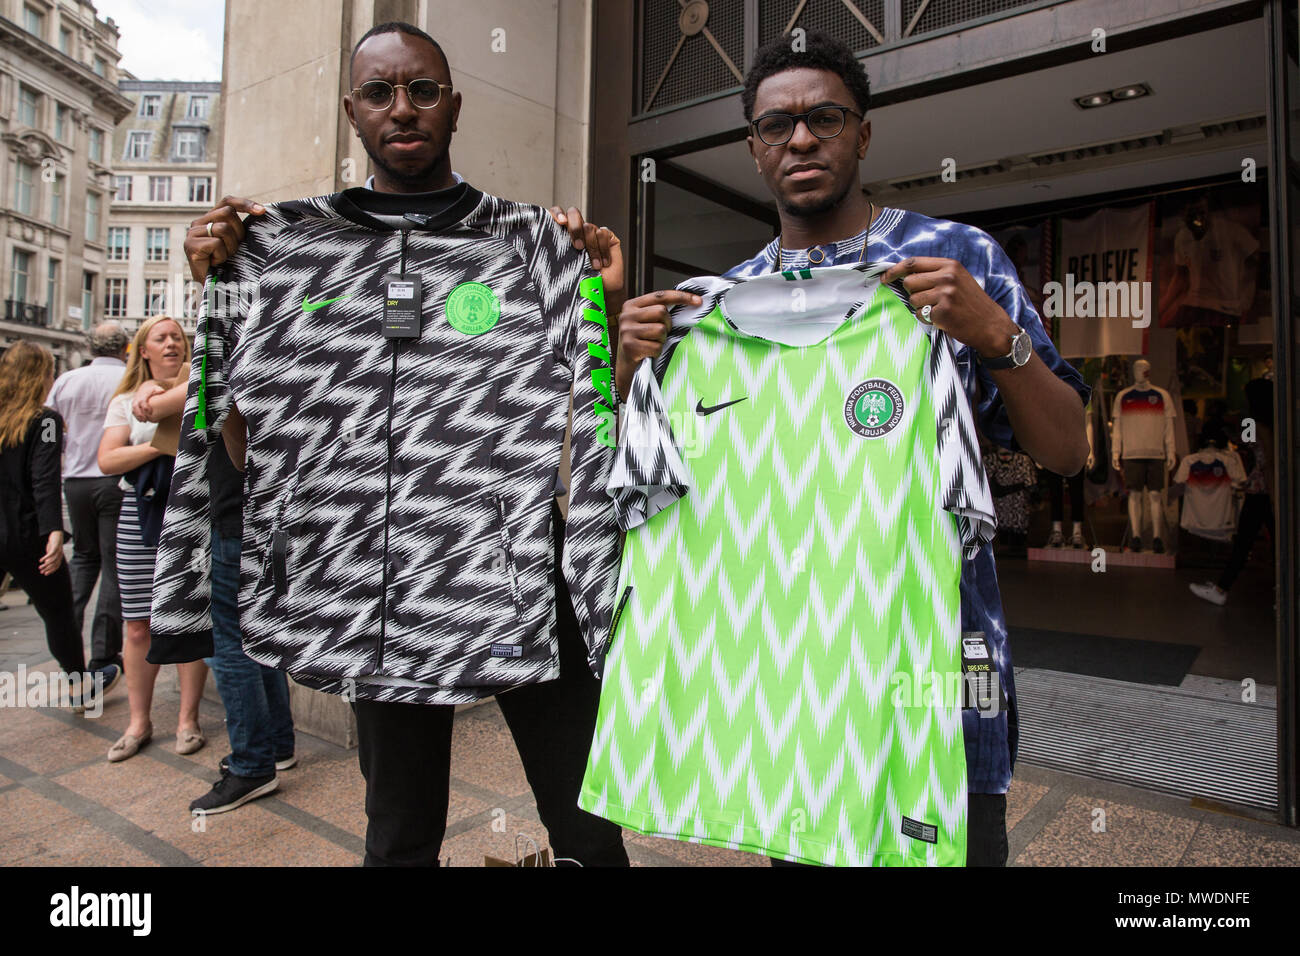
[219,754,296,775]
[71,664,120,714]
[1152,537,1165,554]
[190,769,278,815]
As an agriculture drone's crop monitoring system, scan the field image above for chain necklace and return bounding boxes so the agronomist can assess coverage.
[773,202,875,272]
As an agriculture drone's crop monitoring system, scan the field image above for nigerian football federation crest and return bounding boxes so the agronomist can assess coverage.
[845,378,904,439]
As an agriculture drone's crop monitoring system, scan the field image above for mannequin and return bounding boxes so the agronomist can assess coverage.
[1111,359,1176,552]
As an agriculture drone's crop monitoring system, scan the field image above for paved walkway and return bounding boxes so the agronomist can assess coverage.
[3,593,1299,867]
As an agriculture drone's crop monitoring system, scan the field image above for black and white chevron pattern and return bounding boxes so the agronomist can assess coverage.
[150,190,622,704]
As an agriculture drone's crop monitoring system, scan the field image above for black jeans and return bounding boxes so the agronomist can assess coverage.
[64,476,124,671]
[0,540,86,675]
[769,792,1009,867]
[1219,494,1274,591]
[352,503,628,867]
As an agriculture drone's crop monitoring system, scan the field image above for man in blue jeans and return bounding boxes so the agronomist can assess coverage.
[190,440,297,813]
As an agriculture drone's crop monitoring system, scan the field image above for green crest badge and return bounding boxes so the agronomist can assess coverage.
[445,281,500,335]
[845,379,904,439]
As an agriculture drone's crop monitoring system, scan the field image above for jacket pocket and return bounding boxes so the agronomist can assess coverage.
[251,473,300,600]
[489,491,524,621]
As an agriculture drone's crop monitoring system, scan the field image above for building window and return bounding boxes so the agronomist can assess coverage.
[104,278,129,318]
[50,174,63,225]
[140,94,162,119]
[59,27,71,55]
[82,273,95,329]
[188,176,213,204]
[107,227,130,260]
[145,279,168,317]
[113,175,133,201]
[92,56,106,78]
[46,260,59,312]
[125,130,152,160]
[173,130,201,161]
[88,128,103,163]
[11,250,33,303]
[55,104,69,141]
[23,5,44,39]
[14,160,35,215]
[18,85,39,127]
[187,95,209,119]
[146,228,170,262]
[148,176,172,202]
[85,192,101,243]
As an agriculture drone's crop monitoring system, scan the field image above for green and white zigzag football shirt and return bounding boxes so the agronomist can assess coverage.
[578,263,996,866]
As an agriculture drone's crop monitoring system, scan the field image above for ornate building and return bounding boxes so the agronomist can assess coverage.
[106,80,222,335]
[1,0,132,371]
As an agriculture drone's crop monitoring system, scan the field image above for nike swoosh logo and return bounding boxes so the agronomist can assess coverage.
[696,397,747,417]
[301,294,351,313]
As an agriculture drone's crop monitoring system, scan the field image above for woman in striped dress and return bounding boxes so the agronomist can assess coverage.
[97,316,208,761]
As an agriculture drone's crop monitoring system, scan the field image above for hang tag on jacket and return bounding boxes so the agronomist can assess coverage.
[382,273,422,338]
[960,631,1007,716]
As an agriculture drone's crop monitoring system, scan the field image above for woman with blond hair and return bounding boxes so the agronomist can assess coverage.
[97,316,207,761]
[0,341,99,704]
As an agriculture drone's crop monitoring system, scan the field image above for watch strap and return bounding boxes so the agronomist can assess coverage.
[982,327,1030,370]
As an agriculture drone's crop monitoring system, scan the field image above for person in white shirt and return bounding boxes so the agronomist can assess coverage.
[46,323,129,685]
[96,316,208,762]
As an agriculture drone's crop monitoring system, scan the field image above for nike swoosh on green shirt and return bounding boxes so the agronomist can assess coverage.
[302,294,351,312]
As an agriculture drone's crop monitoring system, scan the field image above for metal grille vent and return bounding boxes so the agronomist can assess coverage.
[882,159,1006,192]
[902,0,1042,38]
[759,0,885,53]
[1017,669,1277,811]
[1029,134,1168,168]
[641,0,746,113]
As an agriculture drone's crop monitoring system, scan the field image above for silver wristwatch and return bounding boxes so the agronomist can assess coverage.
[982,325,1032,370]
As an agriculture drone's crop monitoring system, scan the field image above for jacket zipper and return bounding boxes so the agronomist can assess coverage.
[491,493,524,618]
[375,229,406,674]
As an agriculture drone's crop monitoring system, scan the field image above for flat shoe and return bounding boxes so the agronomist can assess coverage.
[176,728,206,755]
[107,727,152,762]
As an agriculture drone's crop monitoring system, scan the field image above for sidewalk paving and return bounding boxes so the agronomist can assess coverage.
[3,593,1299,867]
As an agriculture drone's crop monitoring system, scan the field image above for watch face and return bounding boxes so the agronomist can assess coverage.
[1013,330,1033,366]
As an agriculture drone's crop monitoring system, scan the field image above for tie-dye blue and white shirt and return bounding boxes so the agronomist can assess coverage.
[726,206,1090,794]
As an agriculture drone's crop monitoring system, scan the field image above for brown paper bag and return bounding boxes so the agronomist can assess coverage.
[484,833,552,867]
[150,413,181,457]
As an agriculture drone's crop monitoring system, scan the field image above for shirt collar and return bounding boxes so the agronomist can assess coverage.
[363,170,464,190]
[766,206,904,271]
[90,356,126,366]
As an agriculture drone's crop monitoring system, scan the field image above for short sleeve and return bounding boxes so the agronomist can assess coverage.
[103,394,130,429]
[967,230,1090,451]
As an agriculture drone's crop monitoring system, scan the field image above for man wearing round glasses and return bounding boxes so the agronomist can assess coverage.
[164,21,629,867]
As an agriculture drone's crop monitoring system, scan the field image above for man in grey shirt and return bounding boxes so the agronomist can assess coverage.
[46,322,129,681]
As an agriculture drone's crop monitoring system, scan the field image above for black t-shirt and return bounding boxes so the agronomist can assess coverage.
[208,438,243,536]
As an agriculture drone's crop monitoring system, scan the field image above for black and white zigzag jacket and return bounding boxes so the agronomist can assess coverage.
[148,184,622,704]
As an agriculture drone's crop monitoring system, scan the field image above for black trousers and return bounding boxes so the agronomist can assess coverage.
[64,476,124,671]
[353,503,628,867]
[769,792,1009,867]
[1219,493,1274,591]
[0,540,86,676]
[1045,468,1085,524]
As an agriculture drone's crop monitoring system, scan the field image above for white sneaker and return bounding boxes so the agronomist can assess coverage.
[1189,581,1227,606]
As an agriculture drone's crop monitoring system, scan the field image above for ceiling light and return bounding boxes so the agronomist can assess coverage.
[1075,92,1113,109]
[1111,83,1151,100]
